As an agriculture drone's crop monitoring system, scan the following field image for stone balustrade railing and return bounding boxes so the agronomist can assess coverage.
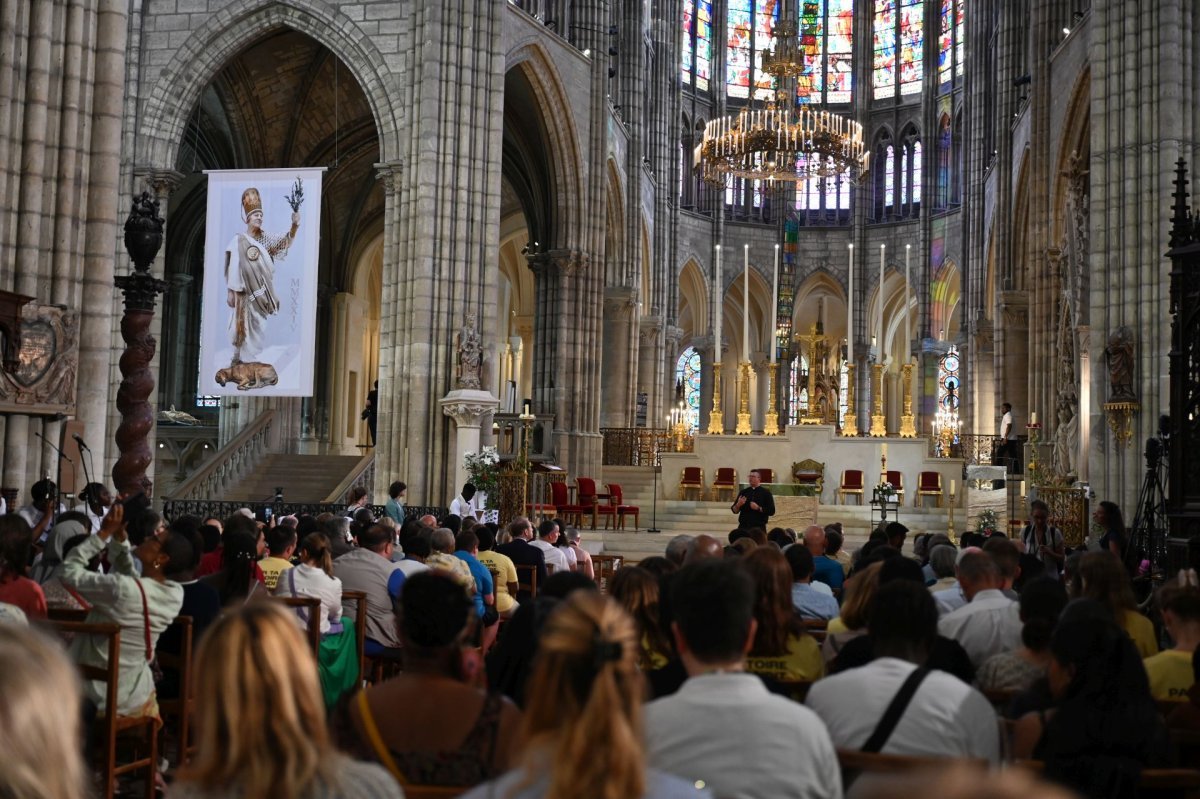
[163,410,275,501]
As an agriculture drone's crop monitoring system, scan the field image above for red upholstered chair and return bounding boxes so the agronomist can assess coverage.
[550,480,584,526]
[678,467,705,500]
[916,471,943,507]
[752,468,775,484]
[596,488,619,529]
[711,467,738,502]
[607,483,640,530]
[839,469,865,505]
[885,470,905,506]
[576,477,600,529]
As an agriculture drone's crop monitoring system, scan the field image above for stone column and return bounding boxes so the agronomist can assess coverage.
[441,390,501,495]
[601,286,637,427]
[637,316,664,427]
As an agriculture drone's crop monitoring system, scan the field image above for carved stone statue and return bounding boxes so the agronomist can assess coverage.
[456,311,483,390]
[1053,398,1078,478]
[1105,325,1137,402]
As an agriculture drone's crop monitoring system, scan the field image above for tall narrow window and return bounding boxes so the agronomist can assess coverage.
[884,144,896,208]
[938,0,964,87]
[788,354,810,424]
[936,114,951,208]
[676,348,703,432]
[796,0,856,105]
[682,0,714,91]
[911,140,922,204]
[874,0,923,99]
[838,360,849,428]
[727,0,778,100]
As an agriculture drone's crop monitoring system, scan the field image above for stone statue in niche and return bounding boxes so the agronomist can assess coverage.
[1105,325,1137,402]
[456,311,483,390]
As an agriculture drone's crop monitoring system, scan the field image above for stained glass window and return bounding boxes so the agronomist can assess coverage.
[911,140,922,204]
[675,348,702,433]
[884,144,895,207]
[727,0,778,100]
[683,0,714,91]
[937,346,961,411]
[796,0,855,105]
[875,0,923,99]
[938,0,963,86]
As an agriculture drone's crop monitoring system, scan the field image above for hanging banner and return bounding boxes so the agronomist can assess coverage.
[199,168,324,396]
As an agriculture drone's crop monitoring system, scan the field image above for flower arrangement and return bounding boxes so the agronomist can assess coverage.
[463,446,500,500]
[976,508,1000,535]
[875,481,896,499]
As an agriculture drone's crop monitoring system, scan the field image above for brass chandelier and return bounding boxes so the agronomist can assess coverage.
[699,4,868,185]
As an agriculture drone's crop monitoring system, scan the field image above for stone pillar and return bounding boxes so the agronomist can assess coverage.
[637,316,664,427]
[601,286,637,427]
[441,390,501,494]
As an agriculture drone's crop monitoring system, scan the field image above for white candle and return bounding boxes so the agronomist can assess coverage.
[714,245,722,363]
[950,479,956,495]
[904,244,911,362]
[770,244,780,364]
[878,244,885,361]
[847,244,854,360]
[881,443,887,459]
[743,244,750,362]
[1031,411,1038,425]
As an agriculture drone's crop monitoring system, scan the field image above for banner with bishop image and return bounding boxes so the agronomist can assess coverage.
[199,168,324,396]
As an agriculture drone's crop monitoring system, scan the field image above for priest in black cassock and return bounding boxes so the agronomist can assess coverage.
[732,469,775,529]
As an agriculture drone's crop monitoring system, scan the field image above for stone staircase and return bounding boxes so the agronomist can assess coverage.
[221,454,365,503]
[583,465,959,561]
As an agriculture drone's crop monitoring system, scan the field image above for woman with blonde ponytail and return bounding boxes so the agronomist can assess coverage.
[461,592,711,799]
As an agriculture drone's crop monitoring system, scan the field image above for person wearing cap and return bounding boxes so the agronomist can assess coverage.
[224,186,299,364]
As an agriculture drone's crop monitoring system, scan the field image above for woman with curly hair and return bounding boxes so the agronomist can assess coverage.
[609,566,672,670]
[740,547,823,682]
[461,592,708,799]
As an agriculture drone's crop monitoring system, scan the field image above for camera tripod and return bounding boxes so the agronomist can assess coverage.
[1127,435,1168,576]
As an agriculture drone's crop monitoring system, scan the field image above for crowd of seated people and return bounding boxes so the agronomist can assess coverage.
[4,484,1200,799]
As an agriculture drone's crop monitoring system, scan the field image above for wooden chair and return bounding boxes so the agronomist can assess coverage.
[711,467,738,502]
[596,488,619,529]
[1015,761,1200,798]
[156,615,195,767]
[839,469,865,504]
[48,606,89,622]
[791,458,825,496]
[836,748,987,776]
[752,468,775,484]
[515,564,539,600]
[592,554,623,593]
[802,618,828,643]
[404,786,464,799]
[916,471,943,507]
[549,481,584,527]
[885,470,905,506]
[52,621,159,799]
[607,483,639,530]
[340,589,370,686]
[575,477,601,529]
[678,466,705,500]
[278,595,322,656]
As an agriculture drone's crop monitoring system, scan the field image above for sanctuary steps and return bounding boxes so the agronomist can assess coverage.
[223,454,364,503]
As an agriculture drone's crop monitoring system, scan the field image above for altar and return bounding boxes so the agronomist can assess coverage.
[658,424,960,511]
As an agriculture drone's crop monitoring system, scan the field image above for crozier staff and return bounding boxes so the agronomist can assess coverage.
[732,469,775,529]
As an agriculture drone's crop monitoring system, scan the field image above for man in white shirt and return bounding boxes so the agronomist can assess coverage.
[932,546,978,616]
[448,483,483,522]
[937,550,1021,668]
[999,402,1017,470]
[17,479,65,544]
[806,580,1000,765]
[645,560,842,799]
[529,519,570,574]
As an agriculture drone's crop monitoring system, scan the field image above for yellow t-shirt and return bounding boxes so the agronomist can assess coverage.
[258,556,294,591]
[477,550,518,613]
[1123,610,1159,659]
[745,633,824,682]
[1144,649,1196,702]
[826,616,849,634]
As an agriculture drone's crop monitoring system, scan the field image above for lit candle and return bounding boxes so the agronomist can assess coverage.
[878,244,885,361]
[714,244,722,363]
[770,244,780,364]
[1020,480,1027,500]
[743,244,750,362]
[950,479,956,495]
[847,243,854,359]
[1031,411,1038,425]
[904,244,911,362]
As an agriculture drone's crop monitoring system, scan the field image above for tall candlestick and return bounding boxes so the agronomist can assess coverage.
[904,244,911,362]
[770,244,780,364]
[847,243,854,360]
[878,244,885,362]
[714,245,722,361]
[743,244,750,362]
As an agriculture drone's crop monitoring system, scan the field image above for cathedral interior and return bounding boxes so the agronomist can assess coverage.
[1,0,1199,522]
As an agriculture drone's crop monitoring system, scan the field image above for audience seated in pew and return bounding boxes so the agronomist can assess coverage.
[937,550,1022,670]
[976,576,1068,696]
[742,547,824,683]
[1143,575,1200,702]
[609,565,672,670]
[0,515,47,619]
[1069,551,1158,658]
[199,514,267,605]
[786,544,841,622]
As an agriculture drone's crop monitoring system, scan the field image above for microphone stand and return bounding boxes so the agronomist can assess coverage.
[33,429,72,527]
[74,435,96,499]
